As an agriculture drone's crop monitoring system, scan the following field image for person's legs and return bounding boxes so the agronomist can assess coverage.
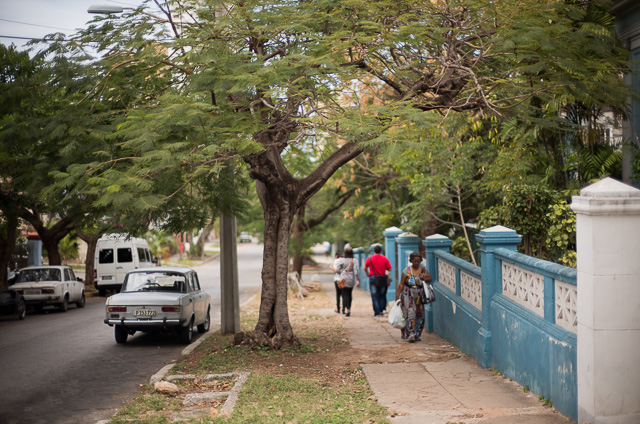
[378,284,389,314]
[369,276,380,315]
[334,281,342,312]
[342,287,353,316]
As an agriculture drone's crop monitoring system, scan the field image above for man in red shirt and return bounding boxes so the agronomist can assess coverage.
[364,244,392,317]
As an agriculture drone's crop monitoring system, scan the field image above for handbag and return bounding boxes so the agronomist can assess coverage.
[422,283,436,304]
[373,274,389,288]
[388,299,405,329]
[337,259,353,289]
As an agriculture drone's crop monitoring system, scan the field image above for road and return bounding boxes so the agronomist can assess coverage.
[0,242,264,424]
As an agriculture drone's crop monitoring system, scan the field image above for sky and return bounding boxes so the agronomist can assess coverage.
[0,0,142,51]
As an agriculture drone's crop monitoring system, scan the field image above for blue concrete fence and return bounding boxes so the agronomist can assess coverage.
[356,225,578,420]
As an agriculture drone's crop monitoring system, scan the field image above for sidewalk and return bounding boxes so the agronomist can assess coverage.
[308,252,571,424]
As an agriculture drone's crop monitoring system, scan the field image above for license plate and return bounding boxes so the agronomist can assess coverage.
[102,275,113,280]
[134,309,156,317]
[25,289,40,295]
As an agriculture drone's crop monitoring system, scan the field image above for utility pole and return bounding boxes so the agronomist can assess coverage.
[220,213,239,334]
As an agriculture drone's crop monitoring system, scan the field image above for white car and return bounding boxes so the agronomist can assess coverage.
[104,267,211,344]
[9,266,85,312]
[239,232,252,243]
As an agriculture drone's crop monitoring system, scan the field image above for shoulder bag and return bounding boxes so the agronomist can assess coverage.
[337,259,353,289]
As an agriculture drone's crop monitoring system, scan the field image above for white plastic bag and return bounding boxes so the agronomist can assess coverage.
[388,299,405,329]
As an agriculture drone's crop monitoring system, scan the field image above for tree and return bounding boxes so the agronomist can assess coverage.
[59,0,629,349]
[0,44,84,275]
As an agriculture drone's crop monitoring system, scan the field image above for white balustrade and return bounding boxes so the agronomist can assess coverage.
[501,262,544,317]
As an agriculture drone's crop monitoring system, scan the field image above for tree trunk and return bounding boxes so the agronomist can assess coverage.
[236,139,363,350]
[195,221,214,258]
[290,213,304,277]
[0,213,19,288]
[32,217,74,266]
[238,181,299,350]
[78,231,102,286]
[20,208,74,266]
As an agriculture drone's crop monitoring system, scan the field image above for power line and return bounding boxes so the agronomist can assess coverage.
[0,35,44,41]
[0,18,73,32]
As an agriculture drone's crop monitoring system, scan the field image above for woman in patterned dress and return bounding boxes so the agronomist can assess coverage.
[396,252,432,342]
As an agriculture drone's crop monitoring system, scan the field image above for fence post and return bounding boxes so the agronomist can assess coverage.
[383,226,403,301]
[571,178,640,424]
[353,247,366,291]
[475,225,521,369]
[395,232,422,275]
[423,234,453,333]
[423,234,453,281]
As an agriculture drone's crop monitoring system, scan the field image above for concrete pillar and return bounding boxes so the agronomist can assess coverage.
[27,239,42,267]
[353,247,366,291]
[423,234,453,333]
[423,234,453,279]
[383,226,403,301]
[395,232,422,277]
[220,214,239,334]
[475,225,521,369]
[571,177,640,424]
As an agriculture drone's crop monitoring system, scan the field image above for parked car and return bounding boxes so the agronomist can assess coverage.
[9,266,85,312]
[104,267,211,344]
[239,232,252,243]
[0,289,26,320]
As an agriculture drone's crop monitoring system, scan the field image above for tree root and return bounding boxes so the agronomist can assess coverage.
[233,330,301,351]
[287,272,306,298]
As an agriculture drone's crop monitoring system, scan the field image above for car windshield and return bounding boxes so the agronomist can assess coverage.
[122,272,187,293]
[17,268,61,283]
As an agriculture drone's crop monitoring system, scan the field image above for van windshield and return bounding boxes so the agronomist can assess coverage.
[123,272,187,293]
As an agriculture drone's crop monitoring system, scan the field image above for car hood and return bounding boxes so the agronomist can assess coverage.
[107,292,187,306]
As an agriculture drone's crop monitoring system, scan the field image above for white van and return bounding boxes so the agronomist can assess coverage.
[95,234,156,295]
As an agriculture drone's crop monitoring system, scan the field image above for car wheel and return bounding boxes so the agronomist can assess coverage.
[197,308,211,333]
[115,325,128,344]
[179,318,193,344]
[58,295,69,312]
[16,298,26,320]
[76,292,86,308]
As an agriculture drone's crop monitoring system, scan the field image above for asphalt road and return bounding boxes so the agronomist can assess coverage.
[0,242,264,424]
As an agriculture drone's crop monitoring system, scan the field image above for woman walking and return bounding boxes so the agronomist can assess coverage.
[333,247,359,316]
[396,252,432,341]
[330,252,344,313]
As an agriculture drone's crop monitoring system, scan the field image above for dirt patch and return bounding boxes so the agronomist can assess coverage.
[181,279,461,388]
[173,378,236,393]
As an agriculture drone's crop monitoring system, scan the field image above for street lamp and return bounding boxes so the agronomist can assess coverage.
[87,5,128,14]
[88,5,169,22]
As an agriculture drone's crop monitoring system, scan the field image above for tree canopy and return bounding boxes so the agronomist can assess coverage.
[30,0,631,347]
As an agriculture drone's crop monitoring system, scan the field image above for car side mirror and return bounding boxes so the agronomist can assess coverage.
[77,277,84,283]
